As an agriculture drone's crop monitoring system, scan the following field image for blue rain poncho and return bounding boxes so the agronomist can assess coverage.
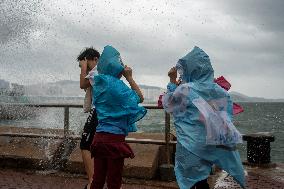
[88,45,147,135]
[163,46,245,188]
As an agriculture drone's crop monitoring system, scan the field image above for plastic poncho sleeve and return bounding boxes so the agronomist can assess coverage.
[108,79,146,124]
[162,82,191,116]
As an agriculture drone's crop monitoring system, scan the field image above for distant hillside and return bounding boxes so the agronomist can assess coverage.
[23,80,166,103]
[2,79,283,103]
[230,91,284,102]
[139,84,164,90]
[24,80,84,97]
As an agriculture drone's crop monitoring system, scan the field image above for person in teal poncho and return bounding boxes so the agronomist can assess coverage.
[88,45,147,189]
[163,46,245,189]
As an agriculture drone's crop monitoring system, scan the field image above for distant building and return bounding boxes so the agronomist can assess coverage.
[139,85,166,104]
[24,80,82,97]
[0,79,10,95]
[2,79,166,103]
[10,83,25,96]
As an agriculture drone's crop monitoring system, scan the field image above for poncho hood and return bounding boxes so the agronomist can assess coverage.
[176,46,214,83]
[97,45,124,77]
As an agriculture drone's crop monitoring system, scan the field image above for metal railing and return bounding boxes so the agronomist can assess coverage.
[0,103,175,164]
[0,103,277,166]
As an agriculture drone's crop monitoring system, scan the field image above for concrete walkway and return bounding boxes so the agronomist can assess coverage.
[0,169,177,189]
[1,166,284,189]
[1,127,284,188]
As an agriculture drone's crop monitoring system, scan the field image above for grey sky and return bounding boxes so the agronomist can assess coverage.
[0,0,283,98]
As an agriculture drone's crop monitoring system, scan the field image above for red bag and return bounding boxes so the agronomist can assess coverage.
[214,76,244,115]
[157,94,164,108]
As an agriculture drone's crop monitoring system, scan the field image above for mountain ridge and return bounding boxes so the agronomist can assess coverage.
[229,91,284,102]
[1,79,284,102]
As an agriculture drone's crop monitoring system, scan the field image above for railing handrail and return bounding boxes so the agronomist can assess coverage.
[0,102,172,165]
[0,132,177,145]
[0,103,163,109]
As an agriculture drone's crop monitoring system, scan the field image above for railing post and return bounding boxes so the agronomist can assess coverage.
[165,111,171,164]
[159,111,175,181]
[64,106,69,137]
[243,133,275,166]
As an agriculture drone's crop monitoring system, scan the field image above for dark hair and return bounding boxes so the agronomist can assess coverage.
[77,47,100,61]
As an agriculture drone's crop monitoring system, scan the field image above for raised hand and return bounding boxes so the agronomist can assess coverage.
[123,65,133,80]
[79,57,88,68]
[168,67,177,83]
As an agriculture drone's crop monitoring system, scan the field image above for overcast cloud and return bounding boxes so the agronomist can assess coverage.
[0,0,283,98]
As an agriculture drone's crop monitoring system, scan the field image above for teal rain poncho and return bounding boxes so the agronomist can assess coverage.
[163,46,245,188]
[88,45,147,135]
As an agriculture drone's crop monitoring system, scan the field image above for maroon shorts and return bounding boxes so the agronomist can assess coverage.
[90,132,134,189]
[90,132,134,159]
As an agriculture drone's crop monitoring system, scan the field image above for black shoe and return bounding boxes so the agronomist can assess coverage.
[84,184,88,189]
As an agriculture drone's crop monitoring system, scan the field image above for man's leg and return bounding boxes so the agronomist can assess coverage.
[80,109,98,188]
[81,150,94,187]
[80,132,94,189]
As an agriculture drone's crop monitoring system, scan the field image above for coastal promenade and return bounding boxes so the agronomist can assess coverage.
[1,129,283,189]
[1,103,283,188]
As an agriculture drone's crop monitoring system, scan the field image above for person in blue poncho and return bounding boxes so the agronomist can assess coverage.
[87,45,147,189]
[163,46,245,189]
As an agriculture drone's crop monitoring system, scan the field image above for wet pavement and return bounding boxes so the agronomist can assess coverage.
[0,169,177,189]
[214,171,284,189]
[214,164,284,189]
[1,166,284,189]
